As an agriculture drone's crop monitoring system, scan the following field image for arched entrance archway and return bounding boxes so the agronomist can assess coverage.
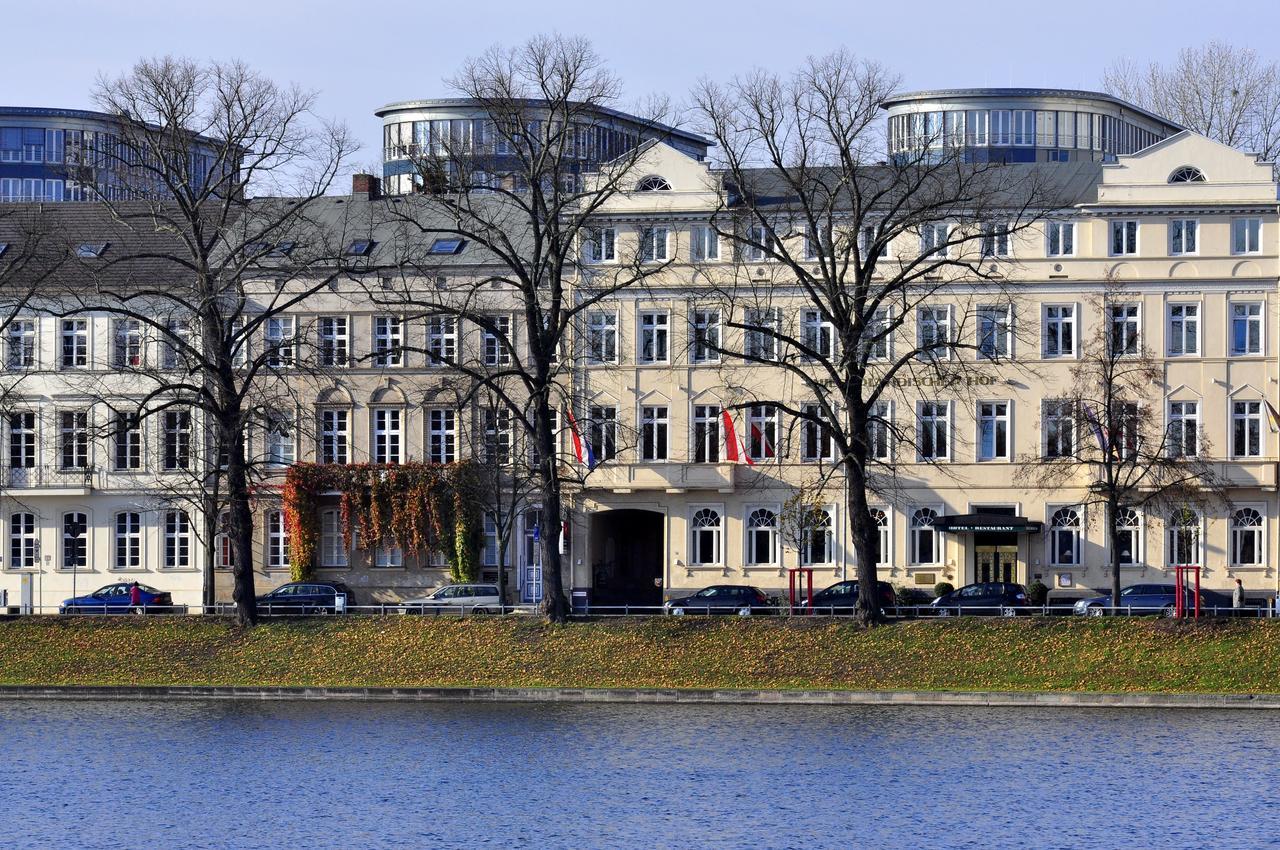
[589,509,664,607]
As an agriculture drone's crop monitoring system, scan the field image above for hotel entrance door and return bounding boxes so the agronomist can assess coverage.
[975,545,1018,583]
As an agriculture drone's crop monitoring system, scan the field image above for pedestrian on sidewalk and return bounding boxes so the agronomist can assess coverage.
[129,581,142,611]
[1233,578,1245,610]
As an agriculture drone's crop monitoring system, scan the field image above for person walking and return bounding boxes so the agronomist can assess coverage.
[1233,578,1245,610]
[129,581,142,611]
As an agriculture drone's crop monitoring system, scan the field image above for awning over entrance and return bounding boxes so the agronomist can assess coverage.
[934,512,1043,534]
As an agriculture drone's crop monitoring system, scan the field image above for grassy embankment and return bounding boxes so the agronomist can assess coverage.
[1,616,1278,693]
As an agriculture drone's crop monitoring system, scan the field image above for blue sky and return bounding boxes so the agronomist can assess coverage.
[6,0,1280,171]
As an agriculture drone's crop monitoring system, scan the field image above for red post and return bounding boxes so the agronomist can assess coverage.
[1194,566,1201,620]
[1174,567,1184,619]
[788,569,796,611]
[806,568,814,610]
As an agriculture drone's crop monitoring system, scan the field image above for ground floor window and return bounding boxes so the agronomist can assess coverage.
[266,510,289,570]
[800,508,834,566]
[1114,508,1141,565]
[164,510,191,569]
[114,511,142,570]
[869,508,889,566]
[9,512,37,569]
[62,512,87,570]
[1232,508,1264,567]
[1167,508,1201,567]
[320,509,348,568]
[746,508,777,565]
[691,508,722,565]
[910,508,938,565]
[1050,507,1081,566]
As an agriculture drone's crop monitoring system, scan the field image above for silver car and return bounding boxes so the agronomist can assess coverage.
[400,583,503,614]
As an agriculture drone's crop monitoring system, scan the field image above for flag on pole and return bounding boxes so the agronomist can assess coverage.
[721,409,754,465]
[1265,400,1280,433]
[565,409,591,467]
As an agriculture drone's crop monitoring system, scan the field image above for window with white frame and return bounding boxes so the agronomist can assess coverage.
[863,308,891,361]
[374,408,403,465]
[1043,400,1074,458]
[373,316,403,367]
[858,224,887,264]
[6,319,35,369]
[1168,304,1199,356]
[587,405,617,462]
[691,310,721,364]
[980,221,1010,258]
[640,226,669,263]
[1232,400,1262,457]
[919,223,949,258]
[267,510,289,570]
[582,227,616,263]
[320,508,348,568]
[215,512,234,569]
[482,408,513,465]
[1113,401,1140,460]
[228,317,247,369]
[917,402,949,461]
[800,309,834,361]
[1049,507,1081,566]
[801,403,835,462]
[1232,508,1264,567]
[910,508,939,564]
[1110,220,1138,255]
[113,410,142,471]
[805,225,831,261]
[428,408,455,464]
[869,508,889,567]
[1230,302,1262,355]
[266,412,295,467]
[690,508,722,565]
[800,508,834,566]
[164,510,191,569]
[1046,221,1075,256]
[1232,217,1261,254]
[745,224,773,261]
[266,316,296,368]
[63,512,87,570]
[112,319,143,368]
[977,401,1010,461]
[1167,401,1200,457]
[744,308,780,361]
[162,318,190,370]
[1043,305,1075,357]
[1167,508,1201,567]
[481,315,512,367]
[746,508,777,565]
[640,405,668,461]
[1109,304,1140,355]
[60,319,88,368]
[867,401,891,461]
[9,512,37,569]
[320,409,349,464]
[977,305,1011,359]
[428,316,457,364]
[1115,508,1141,565]
[9,411,35,470]
[374,541,404,568]
[918,305,952,360]
[1170,219,1197,255]
[747,405,778,462]
[586,312,617,364]
[482,513,501,572]
[59,410,89,470]
[692,404,721,463]
[114,511,142,570]
[691,225,719,261]
[318,316,349,367]
[162,409,191,470]
[638,312,669,363]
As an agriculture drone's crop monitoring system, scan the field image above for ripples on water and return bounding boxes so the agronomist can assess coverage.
[0,698,1272,849]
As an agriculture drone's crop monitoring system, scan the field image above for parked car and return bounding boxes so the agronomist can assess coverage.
[931,582,1029,616]
[664,585,777,616]
[800,580,896,614]
[60,583,174,615]
[256,581,354,615]
[400,584,503,614]
[1073,584,1236,617]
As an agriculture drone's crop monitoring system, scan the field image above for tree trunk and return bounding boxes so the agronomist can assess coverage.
[225,417,258,626]
[533,394,568,622]
[1108,497,1122,609]
[845,458,883,626]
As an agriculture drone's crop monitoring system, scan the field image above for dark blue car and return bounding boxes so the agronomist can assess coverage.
[1073,583,1235,617]
[60,583,173,614]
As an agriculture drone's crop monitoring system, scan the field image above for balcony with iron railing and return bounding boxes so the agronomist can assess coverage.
[4,463,98,492]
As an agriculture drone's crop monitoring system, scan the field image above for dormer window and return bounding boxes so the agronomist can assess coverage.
[344,239,375,256]
[635,175,671,192]
[427,238,466,255]
[75,242,108,258]
[1168,166,1206,183]
[269,241,296,256]
[0,243,9,258]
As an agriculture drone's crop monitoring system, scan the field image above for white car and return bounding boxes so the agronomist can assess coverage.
[400,583,503,614]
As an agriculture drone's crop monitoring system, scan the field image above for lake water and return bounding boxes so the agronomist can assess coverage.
[0,698,1272,849]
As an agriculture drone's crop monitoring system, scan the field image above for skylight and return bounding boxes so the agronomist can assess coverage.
[270,241,296,256]
[0,243,9,259]
[428,238,466,255]
[76,243,109,258]
[344,239,375,257]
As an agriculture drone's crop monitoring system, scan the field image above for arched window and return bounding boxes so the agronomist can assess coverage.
[1115,508,1141,565]
[910,508,938,565]
[635,175,671,191]
[869,508,889,566]
[801,509,834,566]
[746,508,777,565]
[1232,508,1264,567]
[1050,507,1081,566]
[1168,166,1206,183]
[1167,508,1200,567]
[691,508,722,565]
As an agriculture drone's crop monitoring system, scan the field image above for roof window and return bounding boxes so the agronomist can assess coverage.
[76,242,109,258]
[427,238,466,255]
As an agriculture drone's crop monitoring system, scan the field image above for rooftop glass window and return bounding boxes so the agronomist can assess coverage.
[269,241,296,256]
[0,243,8,258]
[75,242,108,258]
[635,175,671,191]
[427,238,465,255]
[344,239,375,256]
[1169,166,1206,183]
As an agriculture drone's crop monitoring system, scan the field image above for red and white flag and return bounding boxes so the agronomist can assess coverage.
[721,409,754,466]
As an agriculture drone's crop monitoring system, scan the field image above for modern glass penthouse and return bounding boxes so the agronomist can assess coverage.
[882,88,1184,164]
[0,106,223,203]
[376,98,712,194]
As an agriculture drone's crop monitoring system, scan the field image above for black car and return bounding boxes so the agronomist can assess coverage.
[931,582,1028,616]
[256,581,354,615]
[664,585,776,616]
[801,580,896,614]
[1073,583,1236,617]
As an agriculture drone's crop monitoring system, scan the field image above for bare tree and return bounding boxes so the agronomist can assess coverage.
[1029,282,1223,609]
[690,51,1053,624]
[71,56,356,624]
[378,34,676,621]
[1104,41,1280,160]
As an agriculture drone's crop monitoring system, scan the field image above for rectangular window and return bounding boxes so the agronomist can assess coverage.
[162,409,191,470]
[8,411,36,470]
[374,408,404,464]
[800,309,834,361]
[428,409,455,464]
[582,227,615,263]
[6,319,35,369]
[1167,304,1199,356]
[1168,401,1199,458]
[917,402,949,461]
[266,413,294,467]
[868,401,891,461]
[113,411,142,471]
[162,318,190,370]
[114,512,142,570]
[919,223,949,258]
[1230,303,1262,355]
[801,404,835,462]
[482,408,512,465]
[318,316,349,367]
[60,319,88,368]
[747,405,778,462]
[744,308,780,361]
[691,310,721,364]
[267,510,289,570]
[1109,304,1141,355]
[428,316,457,364]
[266,316,296,368]
[638,312,669,364]
[745,224,772,262]
[320,509,348,568]
[63,512,87,570]
[1046,221,1075,257]
[1232,218,1261,254]
[1043,305,1075,357]
[481,315,512,367]
[977,401,1010,461]
[587,405,617,463]
[864,308,890,362]
[805,226,830,261]
[586,312,617,364]
[112,319,143,368]
[977,305,1011,360]
[9,512,37,569]
[59,411,89,470]
[640,405,668,461]
[1044,400,1075,458]
[980,222,1010,258]
[1110,220,1139,255]
[373,316,403,367]
[164,510,191,569]
[320,410,349,464]
[690,225,719,261]
[1233,401,1262,458]
[1170,219,1198,255]
[692,404,721,463]
[640,226,669,263]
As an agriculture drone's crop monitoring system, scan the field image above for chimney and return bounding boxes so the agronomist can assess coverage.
[352,173,381,199]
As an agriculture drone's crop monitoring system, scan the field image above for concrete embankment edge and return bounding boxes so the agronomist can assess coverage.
[1,685,1279,709]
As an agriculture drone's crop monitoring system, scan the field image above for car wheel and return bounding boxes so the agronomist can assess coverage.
[1000,606,1017,618]
[937,607,951,617]
[1086,604,1104,617]
[670,607,685,616]
[737,606,752,617]
[473,607,490,615]
[1161,604,1176,618]
[133,606,145,615]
